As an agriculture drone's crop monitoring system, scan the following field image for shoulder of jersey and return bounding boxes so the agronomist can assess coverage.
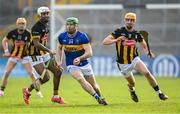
[32,21,41,30]
[59,31,67,37]
[120,27,126,31]
[25,29,31,33]
[78,31,86,37]
[9,29,18,34]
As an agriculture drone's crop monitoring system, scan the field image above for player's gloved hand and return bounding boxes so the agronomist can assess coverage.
[49,50,56,58]
[148,51,156,59]
[73,57,80,65]
[3,49,11,57]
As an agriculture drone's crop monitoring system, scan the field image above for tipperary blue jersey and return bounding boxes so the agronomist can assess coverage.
[58,31,90,66]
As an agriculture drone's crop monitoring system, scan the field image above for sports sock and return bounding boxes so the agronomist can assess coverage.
[129,87,135,92]
[153,85,162,94]
[0,86,5,91]
[53,95,59,98]
[92,93,101,100]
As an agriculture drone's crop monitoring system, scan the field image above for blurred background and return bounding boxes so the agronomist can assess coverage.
[0,0,180,77]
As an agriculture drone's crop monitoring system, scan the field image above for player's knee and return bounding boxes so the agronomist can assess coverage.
[51,67,63,77]
[76,76,86,84]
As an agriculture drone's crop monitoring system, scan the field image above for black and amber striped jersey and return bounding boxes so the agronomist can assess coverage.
[6,29,30,58]
[28,21,49,56]
[111,27,144,64]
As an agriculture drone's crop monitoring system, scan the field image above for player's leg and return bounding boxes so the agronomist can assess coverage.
[85,76,108,105]
[134,59,168,100]
[81,64,103,97]
[22,57,43,98]
[46,58,65,104]
[118,62,139,102]
[28,63,50,92]
[125,74,139,102]
[68,66,107,105]
[85,76,101,96]
[22,56,50,104]
[0,57,17,96]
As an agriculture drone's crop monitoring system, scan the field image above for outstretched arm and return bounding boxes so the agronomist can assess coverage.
[102,34,122,45]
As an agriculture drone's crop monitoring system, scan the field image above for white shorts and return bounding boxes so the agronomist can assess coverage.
[117,56,141,77]
[67,63,94,77]
[29,53,51,66]
[8,56,30,64]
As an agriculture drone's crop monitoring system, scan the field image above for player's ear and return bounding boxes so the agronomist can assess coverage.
[75,24,78,28]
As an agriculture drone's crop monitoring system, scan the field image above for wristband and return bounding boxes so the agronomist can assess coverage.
[4,49,9,53]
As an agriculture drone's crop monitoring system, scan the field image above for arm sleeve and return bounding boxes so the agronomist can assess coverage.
[81,33,90,44]
[6,31,12,39]
[58,34,63,44]
[31,26,41,39]
[111,28,121,39]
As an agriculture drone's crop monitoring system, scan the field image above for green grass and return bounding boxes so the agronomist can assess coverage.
[0,76,180,114]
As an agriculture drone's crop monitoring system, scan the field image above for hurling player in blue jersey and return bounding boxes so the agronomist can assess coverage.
[58,17,107,105]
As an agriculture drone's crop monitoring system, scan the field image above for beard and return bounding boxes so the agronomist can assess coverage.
[18,28,25,32]
[126,25,133,30]
[67,29,76,34]
[40,18,49,24]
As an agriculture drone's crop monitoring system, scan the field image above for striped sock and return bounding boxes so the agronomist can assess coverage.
[153,85,162,94]
[92,93,101,100]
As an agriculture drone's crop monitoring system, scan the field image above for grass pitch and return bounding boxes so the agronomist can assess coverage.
[0,76,180,114]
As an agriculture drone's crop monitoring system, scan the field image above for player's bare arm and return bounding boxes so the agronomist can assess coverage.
[73,43,92,65]
[33,38,55,56]
[2,37,10,57]
[102,34,122,45]
[140,39,155,59]
[57,43,63,65]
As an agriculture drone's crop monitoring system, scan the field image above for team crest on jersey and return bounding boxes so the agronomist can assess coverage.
[18,35,22,40]
[12,35,16,38]
[121,33,126,36]
[128,34,132,39]
[62,39,67,43]
[75,39,80,44]
[68,39,74,44]
[135,34,137,39]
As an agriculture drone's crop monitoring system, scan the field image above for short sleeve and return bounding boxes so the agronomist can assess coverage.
[81,33,90,44]
[6,31,12,39]
[137,33,143,43]
[111,28,121,39]
[31,26,41,39]
[25,30,31,42]
[58,34,63,44]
